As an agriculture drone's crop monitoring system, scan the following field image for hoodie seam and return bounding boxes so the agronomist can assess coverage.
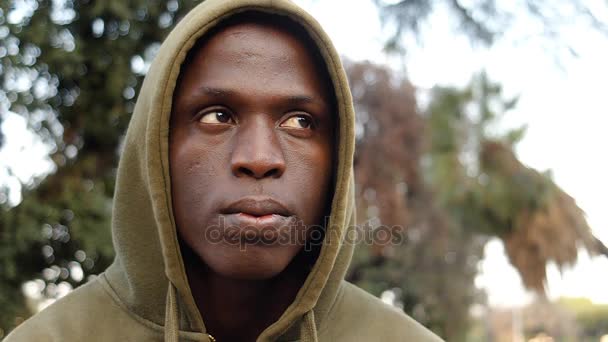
[317,281,345,335]
[98,273,168,332]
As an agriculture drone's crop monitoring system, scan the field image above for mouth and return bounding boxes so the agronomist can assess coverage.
[221,196,293,218]
[218,197,297,244]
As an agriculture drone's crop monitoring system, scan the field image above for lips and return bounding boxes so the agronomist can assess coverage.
[218,197,297,244]
[221,197,293,218]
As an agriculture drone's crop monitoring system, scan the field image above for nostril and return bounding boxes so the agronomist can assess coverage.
[263,168,280,178]
[233,164,283,179]
[238,167,255,177]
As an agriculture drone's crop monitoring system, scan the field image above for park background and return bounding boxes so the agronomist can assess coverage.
[1,0,608,340]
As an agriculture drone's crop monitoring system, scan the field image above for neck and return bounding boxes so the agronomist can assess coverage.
[182,247,311,342]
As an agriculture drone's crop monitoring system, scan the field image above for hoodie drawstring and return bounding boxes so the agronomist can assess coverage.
[165,282,180,342]
[299,310,319,342]
[164,283,216,342]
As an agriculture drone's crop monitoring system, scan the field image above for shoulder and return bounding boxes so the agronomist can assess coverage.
[4,275,160,342]
[319,281,444,342]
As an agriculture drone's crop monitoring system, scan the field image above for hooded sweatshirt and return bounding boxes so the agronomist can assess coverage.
[6,0,443,341]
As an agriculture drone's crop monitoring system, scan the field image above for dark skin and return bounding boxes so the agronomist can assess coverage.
[169,20,335,341]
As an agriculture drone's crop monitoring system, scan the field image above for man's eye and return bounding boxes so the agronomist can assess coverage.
[198,110,234,124]
[280,115,313,129]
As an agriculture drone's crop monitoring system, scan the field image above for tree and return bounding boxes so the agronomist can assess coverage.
[0,0,202,335]
[374,0,608,55]
[345,61,606,341]
[346,61,485,340]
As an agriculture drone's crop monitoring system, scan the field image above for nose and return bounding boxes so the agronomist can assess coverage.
[230,117,286,179]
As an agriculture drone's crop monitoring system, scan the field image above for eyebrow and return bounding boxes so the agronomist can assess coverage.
[196,86,327,108]
[198,86,236,97]
[286,95,314,104]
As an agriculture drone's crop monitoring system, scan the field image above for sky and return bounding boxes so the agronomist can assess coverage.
[293,0,608,307]
[1,0,607,309]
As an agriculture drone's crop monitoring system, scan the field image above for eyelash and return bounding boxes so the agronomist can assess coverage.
[194,106,234,122]
[281,112,316,129]
[194,107,317,130]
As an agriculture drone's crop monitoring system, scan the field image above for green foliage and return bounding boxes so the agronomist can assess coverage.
[559,298,608,339]
[424,73,552,238]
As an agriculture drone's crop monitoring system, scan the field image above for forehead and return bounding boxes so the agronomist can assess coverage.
[210,24,304,62]
[194,22,316,77]
[174,14,334,103]
[187,12,324,66]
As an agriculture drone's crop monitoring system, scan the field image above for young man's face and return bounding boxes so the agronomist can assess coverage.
[169,21,335,280]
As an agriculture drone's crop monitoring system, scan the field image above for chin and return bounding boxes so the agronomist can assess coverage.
[199,242,303,280]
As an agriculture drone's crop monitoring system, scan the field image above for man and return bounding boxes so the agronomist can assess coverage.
[7,0,443,341]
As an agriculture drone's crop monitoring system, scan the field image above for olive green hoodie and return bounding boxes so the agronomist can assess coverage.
[6,0,443,341]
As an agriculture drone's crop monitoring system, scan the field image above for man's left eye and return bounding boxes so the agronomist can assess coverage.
[280,115,313,129]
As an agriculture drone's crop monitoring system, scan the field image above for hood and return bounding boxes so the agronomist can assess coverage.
[103,0,356,341]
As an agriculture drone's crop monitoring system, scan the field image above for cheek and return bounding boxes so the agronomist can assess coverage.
[169,135,228,234]
[283,138,334,224]
[171,143,211,196]
[170,128,232,187]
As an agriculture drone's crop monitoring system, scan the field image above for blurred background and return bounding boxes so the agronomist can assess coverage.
[1,0,607,340]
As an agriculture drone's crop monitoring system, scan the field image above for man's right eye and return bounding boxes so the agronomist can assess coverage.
[198,110,235,124]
